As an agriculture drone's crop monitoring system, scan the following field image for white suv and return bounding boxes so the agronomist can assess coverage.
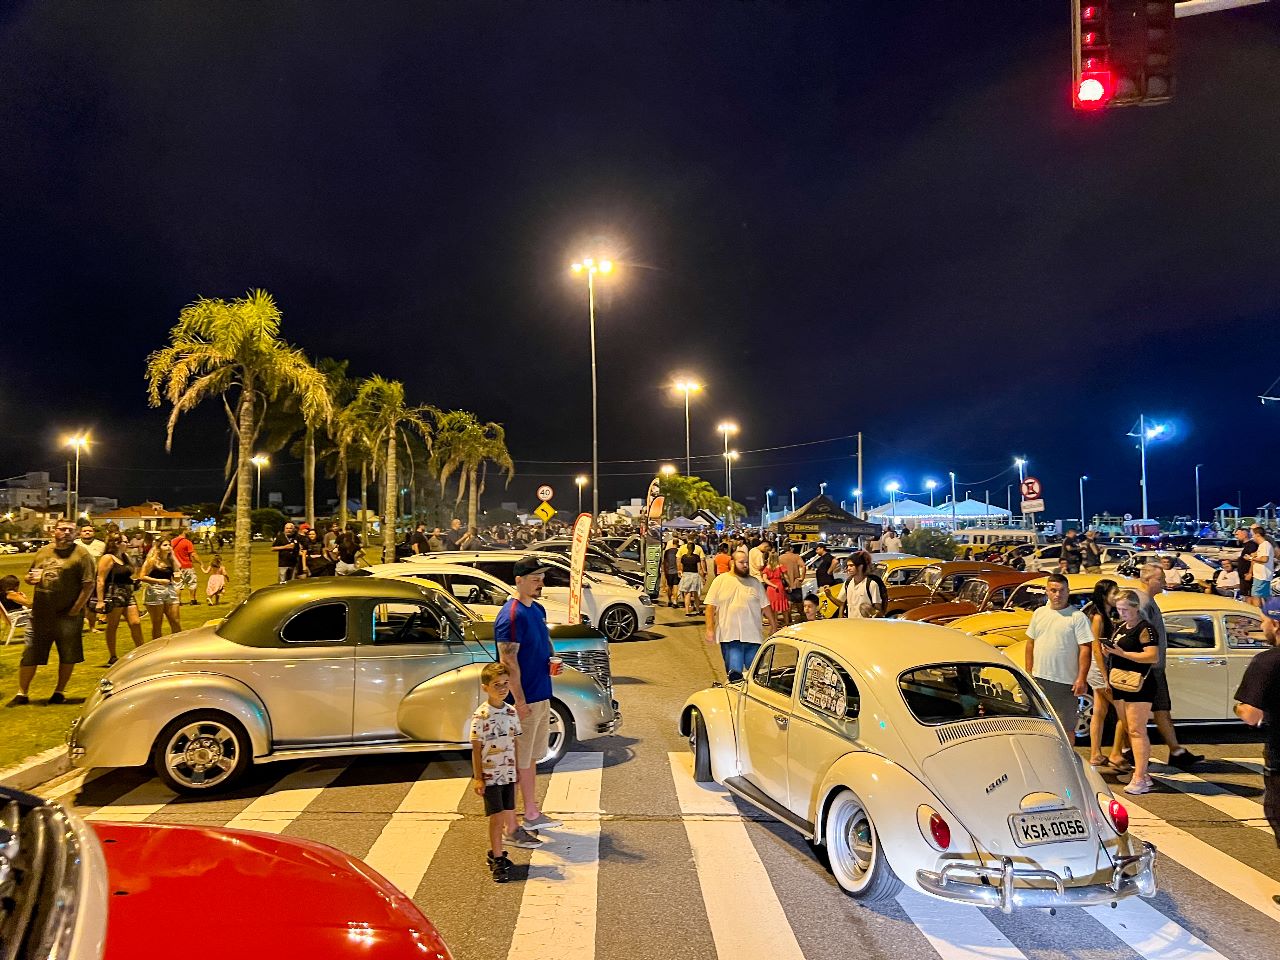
[408,550,655,640]
[362,561,576,624]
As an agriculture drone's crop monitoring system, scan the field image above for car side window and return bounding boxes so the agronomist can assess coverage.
[1165,614,1215,650]
[800,652,860,720]
[543,566,572,588]
[762,643,799,697]
[280,602,347,644]
[476,561,516,583]
[1224,614,1268,649]
[751,644,774,687]
[449,574,508,606]
[372,602,451,648]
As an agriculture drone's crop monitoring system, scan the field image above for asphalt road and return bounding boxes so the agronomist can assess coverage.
[38,604,1280,960]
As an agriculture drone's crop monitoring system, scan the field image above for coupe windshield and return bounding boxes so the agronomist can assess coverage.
[899,663,1047,725]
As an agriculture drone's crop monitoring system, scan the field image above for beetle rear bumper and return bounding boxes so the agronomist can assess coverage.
[915,842,1157,913]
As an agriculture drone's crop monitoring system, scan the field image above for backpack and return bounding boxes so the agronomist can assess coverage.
[865,574,889,617]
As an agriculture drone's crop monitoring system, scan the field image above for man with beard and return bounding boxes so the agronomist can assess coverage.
[704,547,779,682]
[9,518,95,706]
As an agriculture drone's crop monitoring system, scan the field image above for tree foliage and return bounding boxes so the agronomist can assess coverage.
[901,527,958,561]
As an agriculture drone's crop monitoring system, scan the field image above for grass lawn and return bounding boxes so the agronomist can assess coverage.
[0,542,364,770]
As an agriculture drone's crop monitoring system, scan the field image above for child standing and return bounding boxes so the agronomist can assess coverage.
[202,554,228,605]
[471,662,538,883]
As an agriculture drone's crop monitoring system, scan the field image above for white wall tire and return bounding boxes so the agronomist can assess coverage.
[824,790,902,902]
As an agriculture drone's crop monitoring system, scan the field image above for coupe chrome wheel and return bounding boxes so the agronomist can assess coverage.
[824,790,901,901]
[600,605,638,641]
[539,700,575,765]
[1076,691,1093,741]
[153,712,250,793]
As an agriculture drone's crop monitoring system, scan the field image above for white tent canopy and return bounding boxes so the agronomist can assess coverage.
[865,498,942,521]
[940,498,1012,518]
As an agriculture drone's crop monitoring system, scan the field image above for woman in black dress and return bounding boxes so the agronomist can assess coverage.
[1105,590,1161,795]
[95,533,144,665]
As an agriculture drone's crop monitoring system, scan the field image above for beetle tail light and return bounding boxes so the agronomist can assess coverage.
[918,805,952,851]
[1108,799,1129,834]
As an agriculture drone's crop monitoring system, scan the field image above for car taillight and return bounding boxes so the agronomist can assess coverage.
[1108,799,1129,834]
[929,813,951,850]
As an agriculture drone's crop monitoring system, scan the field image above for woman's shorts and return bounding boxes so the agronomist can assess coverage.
[101,583,137,612]
[679,572,703,594]
[144,583,179,606]
[174,567,198,591]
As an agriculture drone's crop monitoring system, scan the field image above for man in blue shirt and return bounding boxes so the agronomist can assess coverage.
[496,555,563,836]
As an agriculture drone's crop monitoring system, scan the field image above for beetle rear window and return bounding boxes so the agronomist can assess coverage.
[898,664,1045,725]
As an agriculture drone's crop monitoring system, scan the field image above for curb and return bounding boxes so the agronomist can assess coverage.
[0,745,73,792]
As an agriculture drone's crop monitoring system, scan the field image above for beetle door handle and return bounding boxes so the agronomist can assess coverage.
[774,714,789,728]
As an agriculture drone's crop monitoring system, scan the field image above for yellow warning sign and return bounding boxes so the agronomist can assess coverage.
[534,501,556,522]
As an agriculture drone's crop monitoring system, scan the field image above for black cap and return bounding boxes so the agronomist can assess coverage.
[513,555,550,578]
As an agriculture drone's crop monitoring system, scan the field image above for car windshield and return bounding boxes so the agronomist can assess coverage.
[922,566,944,589]
[425,588,476,629]
[956,580,987,604]
[1006,585,1089,612]
[899,663,1047,725]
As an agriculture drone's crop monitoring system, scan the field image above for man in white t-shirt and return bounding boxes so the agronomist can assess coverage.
[704,547,779,682]
[881,528,902,554]
[1248,525,1275,609]
[747,540,768,580]
[1025,573,1093,734]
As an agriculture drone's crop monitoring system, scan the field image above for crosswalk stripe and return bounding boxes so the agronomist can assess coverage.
[1084,898,1230,960]
[1125,795,1280,918]
[362,759,471,896]
[38,771,91,806]
[1223,757,1266,777]
[895,890,1028,960]
[507,752,605,960]
[668,752,805,960]
[223,764,344,833]
[1152,769,1273,836]
[83,780,177,822]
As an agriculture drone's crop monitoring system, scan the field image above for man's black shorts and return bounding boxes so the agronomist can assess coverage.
[1150,668,1172,713]
[483,782,516,816]
[21,616,85,668]
[665,573,679,587]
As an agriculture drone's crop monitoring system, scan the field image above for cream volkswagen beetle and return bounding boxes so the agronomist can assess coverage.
[679,620,1156,912]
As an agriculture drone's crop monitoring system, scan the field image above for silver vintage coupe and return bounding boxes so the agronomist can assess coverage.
[69,578,620,793]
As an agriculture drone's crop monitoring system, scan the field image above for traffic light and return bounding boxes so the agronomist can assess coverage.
[1071,1,1175,111]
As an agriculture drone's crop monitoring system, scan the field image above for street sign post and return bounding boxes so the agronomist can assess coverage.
[536,484,554,502]
[533,501,555,523]
[1020,498,1045,514]
[1021,476,1044,519]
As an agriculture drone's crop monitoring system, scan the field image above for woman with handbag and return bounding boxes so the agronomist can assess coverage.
[1082,580,1128,770]
[1105,590,1161,795]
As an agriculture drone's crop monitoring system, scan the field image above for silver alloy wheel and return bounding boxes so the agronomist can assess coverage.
[539,701,573,765]
[826,791,876,892]
[162,719,242,789]
[600,604,638,641]
[1076,691,1093,741]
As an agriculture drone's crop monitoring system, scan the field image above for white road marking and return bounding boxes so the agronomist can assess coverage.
[83,780,178,822]
[1152,769,1273,836]
[895,889,1028,960]
[38,771,90,806]
[668,752,805,960]
[362,759,471,897]
[1085,898,1230,960]
[507,752,605,960]
[1125,795,1280,919]
[223,764,344,833]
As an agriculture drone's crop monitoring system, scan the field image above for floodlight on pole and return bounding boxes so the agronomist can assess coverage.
[251,454,270,510]
[660,463,677,477]
[789,486,798,512]
[673,380,702,474]
[852,487,863,515]
[724,450,739,513]
[718,422,738,499]
[886,480,900,521]
[575,474,588,514]
[63,434,90,521]
[1126,415,1166,520]
[949,472,957,530]
[1195,464,1203,526]
[925,478,938,507]
[1079,475,1088,530]
[570,254,615,517]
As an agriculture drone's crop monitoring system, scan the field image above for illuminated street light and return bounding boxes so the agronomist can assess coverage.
[925,478,938,507]
[1079,475,1089,530]
[886,480,900,521]
[673,379,703,474]
[717,422,738,500]
[819,481,828,496]
[789,486,798,513]
[575,474,588,514]
[660,463,677,477]
[63,434,90,521]
[948,472,957,530]
[570,255,616,516]
[251,454,270,510]
[852,487,863,515]
[1126,415,1166,520]
[724,451,739,519]
[1014,458,1027,529]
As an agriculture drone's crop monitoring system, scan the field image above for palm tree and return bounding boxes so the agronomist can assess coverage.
[348,376,432,559]
[431,410,515,530]
[146,290,332,601]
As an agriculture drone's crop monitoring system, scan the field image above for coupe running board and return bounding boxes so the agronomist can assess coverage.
[723,776,816,839]
[258,741,463,763]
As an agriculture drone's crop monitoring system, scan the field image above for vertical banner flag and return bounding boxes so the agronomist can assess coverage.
[641,475,663,597]
[567,511,593,625]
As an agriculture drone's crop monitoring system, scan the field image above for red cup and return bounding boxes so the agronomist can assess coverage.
[549,656,563,676]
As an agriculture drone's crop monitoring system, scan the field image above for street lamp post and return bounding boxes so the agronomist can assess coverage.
[251,455,270,510]
[852,488,862,516]
[674,380,702,474]
[1014,458,1027,528]
[925,479,937,507]
[1194,464,1203,526]
[886,481,900,522]
[575,475,587,514]
[717,422,738,497]
[1126,415,1165,520]
[724,450,738,514]
[789,486,798,512]
[64,434,89,521]
[949,472,957,530]
[570,256,614,517]
[1079,475,1088,531]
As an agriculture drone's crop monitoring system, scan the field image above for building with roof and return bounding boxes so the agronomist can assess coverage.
[93,501,190,532]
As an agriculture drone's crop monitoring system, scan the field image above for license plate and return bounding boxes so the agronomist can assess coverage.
[1010,809,1088,847]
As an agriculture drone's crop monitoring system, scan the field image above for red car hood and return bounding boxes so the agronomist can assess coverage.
[93,822,452,960]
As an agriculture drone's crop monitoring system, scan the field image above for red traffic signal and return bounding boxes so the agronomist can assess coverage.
[1075,67,1115,110]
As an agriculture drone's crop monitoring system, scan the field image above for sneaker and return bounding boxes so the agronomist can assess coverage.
[1168,750,1203,769]
[47,691,66,705]
[504,827,543,848]
[523,812,563,831]
[101,657,118,668]
[5,695,30,707]
[487,851,511,883]
[1124,777,1154,795]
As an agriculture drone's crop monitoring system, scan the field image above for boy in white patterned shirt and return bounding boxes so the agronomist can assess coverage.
[471,662,538,882]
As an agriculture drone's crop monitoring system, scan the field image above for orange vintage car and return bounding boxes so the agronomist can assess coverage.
[883,561,1007,618]
[900,569,1039,624]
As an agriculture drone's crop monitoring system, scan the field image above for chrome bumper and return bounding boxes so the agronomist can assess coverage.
[597,703,623,734]
[915,842,1157,913]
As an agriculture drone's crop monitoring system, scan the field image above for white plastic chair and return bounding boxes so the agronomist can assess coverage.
[3,607,30,645]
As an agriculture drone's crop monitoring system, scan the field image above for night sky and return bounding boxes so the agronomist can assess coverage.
[3,2,1278,522]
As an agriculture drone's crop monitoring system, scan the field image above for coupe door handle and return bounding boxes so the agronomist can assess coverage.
[1184,657,1227,666]
[774,714,789,728]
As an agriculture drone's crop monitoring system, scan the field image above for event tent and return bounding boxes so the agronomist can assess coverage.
[771,494,881,541]
[864,498,942,522]
[940,498,1013,519]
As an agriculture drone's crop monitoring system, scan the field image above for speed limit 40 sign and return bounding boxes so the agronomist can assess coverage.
[537,484,554,502]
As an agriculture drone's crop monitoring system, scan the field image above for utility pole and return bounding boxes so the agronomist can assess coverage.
[856,432,863,518]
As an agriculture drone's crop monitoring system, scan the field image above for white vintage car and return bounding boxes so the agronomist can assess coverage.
[679,620,1156,912]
